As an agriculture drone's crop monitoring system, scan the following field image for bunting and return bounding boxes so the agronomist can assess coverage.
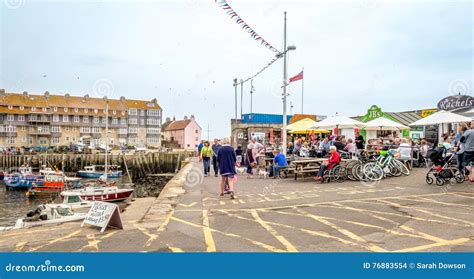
[216,0,281,54]
[236,56,279,86]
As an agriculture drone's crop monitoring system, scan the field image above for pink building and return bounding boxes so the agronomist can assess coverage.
[162,115,202,150]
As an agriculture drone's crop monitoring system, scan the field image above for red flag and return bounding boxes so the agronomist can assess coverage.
[289,70,303,83]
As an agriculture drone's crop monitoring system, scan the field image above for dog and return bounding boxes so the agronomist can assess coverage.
[236,167,246,175]
[258,169,269,179]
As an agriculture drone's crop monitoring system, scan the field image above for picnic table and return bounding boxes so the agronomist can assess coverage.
[290,157,355,180]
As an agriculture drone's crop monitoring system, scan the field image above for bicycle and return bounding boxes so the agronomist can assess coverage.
[363,149,409,181]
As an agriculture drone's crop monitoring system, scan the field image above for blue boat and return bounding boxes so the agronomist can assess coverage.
[4,175,44,190]
[77,165,123,179]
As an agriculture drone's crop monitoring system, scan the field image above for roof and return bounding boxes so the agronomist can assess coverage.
[164,119,192,131]
[0,92,162,115]
[289,114,317,124]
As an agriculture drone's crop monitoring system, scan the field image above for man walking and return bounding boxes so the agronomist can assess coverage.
[217,139,237,199]
[211,139,221,177]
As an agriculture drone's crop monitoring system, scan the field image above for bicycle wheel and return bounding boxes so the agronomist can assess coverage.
[363,162,384,181]
[345,161,358,181]
[392,159,410,176]
[388,161,402,177]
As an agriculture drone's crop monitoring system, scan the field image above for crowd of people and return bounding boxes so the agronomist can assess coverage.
[198,121,474,198]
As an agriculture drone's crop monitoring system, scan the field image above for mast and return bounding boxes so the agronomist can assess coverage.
[104,97,109,182]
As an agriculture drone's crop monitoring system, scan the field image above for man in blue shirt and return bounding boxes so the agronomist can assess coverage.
[272,149,288,178]
[211,139,222,177]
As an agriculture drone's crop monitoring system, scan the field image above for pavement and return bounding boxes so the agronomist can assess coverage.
[1,158,473,252]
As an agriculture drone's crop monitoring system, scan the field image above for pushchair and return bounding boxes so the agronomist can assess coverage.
[425,146,464,185]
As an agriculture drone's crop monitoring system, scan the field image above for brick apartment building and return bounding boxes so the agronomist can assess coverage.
[0,90,162,148]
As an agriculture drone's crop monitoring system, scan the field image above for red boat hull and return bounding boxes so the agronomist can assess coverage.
[80,189,134,202]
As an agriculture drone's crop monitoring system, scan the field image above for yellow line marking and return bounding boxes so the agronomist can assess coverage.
[29,230,82,252]
[170,216,284,252]
[221,210,360,248]
[250,209,298,252]
[393,196,474,210]
[372,200,474,227]
[394,238,471,252]
[78,234,100,251]
[329,203,447,242]
[169,246,184,252]
[294,208,386,252]
[157,209,174,233]
[135,225,158,247]
[447,193,474,199]
[178,202,197,208]
[202,210,216,252]
[14,241,27,252]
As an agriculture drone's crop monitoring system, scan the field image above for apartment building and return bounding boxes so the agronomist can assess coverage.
[0,90,162,148]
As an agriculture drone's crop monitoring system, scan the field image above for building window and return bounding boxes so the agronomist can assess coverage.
[18,115,25,122]
[65,126,70,131]
[84,108,88,113]
[128,109,138,115]
[22,126,26,131]
[6,114,14,121]
[7,137,15,145]
[53,107,58,112]
[42,107,47,112]
[8,105,12,110]
[195,130,199,133]
[80,127,91,133]
[94,109,98,114]
[52,137,60,144]
[113,109,116,115]
[5,125,16,132]
[51,126,61,133]
[74,108,78,112]
[147,110,161,117]
[140,119,145,126]
[31,107,36,111]
[121,111,125,116]
[73,115,80,123]
[129,137,137,144]
[102,117,107,124]
[140,110,145,116]
[93,117,100,124]
[129,127,138,134]
[52,115,59,122]
[112,118,118,125]
[92,127,100,134]
[63,115,69,122]
[120,118,127,125]
[119,128,127,134]
[20,106,24,110]
[83,116,89,123]
[64,107,68,112]
[22,137,27,142]
[128,118,138,125]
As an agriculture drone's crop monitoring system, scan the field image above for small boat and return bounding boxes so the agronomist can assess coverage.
[78,165,123,178]
[26,174,66,198]
[0,204,87,231]
[60,191,94,212]
[3,166,43,190]
[61,185,133,202]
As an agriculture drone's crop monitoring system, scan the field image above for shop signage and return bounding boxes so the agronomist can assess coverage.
[421,109,437,118]
[437,95,473,112]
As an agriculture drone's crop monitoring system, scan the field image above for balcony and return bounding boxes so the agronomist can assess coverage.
[28,116,51,123]
[29,131,51,136]
[0,131,18,137]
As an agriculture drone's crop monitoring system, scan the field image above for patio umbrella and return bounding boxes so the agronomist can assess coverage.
[287,118,329,134]
[364,117,409,131]
[309,115,365,130]
[409,110,471,126]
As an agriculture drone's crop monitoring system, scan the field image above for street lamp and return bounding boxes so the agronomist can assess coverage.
[281,11,296,156]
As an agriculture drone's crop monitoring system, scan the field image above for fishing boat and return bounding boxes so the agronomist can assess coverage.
[3,166,43,190]
[60,191,94,211]
[0,204,87,231]
[26,174,67,198]
[78,165,123,178]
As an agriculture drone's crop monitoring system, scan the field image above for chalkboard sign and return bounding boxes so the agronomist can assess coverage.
[81,201,123,233]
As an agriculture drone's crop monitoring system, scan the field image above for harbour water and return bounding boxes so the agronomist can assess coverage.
[0,176,132,227]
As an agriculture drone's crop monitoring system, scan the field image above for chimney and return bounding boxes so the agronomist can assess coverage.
[173,116,176,121]
[82,94,89,103]
[166,117,171,122]
[22,91,28,97]
[184,115,188,120]
[151,98,157,103]
[0,89,5,97]
[65,93,70,98]
[190,114,195,120]
[44,91,50,99]
[120,96,126,102]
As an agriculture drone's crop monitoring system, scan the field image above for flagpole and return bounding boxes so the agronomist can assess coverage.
[301,67,304,114]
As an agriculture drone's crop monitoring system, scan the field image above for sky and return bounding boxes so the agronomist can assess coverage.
[0,0,472,139]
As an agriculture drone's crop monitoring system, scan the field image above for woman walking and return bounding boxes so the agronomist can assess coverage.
[201,141,213,177]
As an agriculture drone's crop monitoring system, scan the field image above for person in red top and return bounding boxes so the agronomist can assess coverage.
[314,146,341,182]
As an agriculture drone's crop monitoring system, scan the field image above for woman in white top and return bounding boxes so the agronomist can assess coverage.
[397,138,412,160]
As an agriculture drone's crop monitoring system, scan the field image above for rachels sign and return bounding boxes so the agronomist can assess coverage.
[437,95,473,112]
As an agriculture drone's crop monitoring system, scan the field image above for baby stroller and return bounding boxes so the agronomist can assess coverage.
[425,146,464,185]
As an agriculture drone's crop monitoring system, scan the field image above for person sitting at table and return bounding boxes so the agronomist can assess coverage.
[333,136,345,151]
[344,138,356,153]
[272,148,288,179]
[314,146,341,182]
[319,137,331,156]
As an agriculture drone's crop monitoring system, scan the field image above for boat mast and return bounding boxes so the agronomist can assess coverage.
[104,97,109,183]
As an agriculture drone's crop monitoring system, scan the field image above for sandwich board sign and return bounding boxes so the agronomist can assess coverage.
[81,201,123,232]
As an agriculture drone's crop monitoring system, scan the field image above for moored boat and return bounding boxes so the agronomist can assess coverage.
[61,186,133,202]
[78,165,123,178]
